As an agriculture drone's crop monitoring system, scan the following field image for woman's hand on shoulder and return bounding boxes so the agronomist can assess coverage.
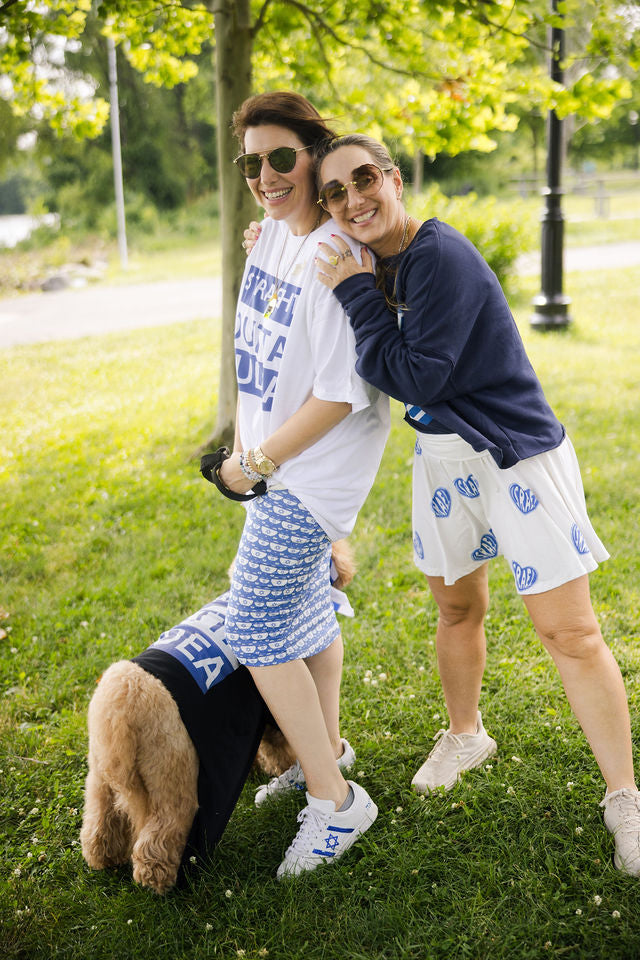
[242,218,267,256]
[315,235,373,290]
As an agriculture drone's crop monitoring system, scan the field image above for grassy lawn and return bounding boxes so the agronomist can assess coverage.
[1,267,639,959]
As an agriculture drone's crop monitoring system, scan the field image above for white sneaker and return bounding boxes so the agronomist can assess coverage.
[276,780,377,879]
[411,711,497,794]
[601,787,640,876]
[255,738,355,807]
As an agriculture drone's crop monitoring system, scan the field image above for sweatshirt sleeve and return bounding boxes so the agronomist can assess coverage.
[332,222,498,408]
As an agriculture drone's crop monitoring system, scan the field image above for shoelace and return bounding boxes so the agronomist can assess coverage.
[286,804,330,856]
[428,729,466,765]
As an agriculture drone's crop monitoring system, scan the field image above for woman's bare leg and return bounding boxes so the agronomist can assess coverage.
[248,658,349,807]
[426,564,490,733]
[524,575,636,792]
[305,635,344,757]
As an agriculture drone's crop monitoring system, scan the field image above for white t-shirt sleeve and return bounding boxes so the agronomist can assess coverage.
[306,249,378,414]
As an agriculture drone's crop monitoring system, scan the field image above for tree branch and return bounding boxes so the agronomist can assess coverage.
[253,0,275,35]
[279,0,447,82]
[0,0,23,16]
[126,0,211,18]
[476,8,551,54]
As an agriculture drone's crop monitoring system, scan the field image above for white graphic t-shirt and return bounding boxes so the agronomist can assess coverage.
[235,216,390,540]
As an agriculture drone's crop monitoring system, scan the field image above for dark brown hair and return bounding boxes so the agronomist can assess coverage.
[231,91,336,152]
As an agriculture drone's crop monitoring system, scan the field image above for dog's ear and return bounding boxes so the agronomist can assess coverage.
[330,539,355,590]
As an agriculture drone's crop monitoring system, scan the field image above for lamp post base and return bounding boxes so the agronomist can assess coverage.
[530,293,572,331]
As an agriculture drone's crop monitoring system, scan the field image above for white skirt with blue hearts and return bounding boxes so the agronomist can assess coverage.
[411,433,609,594]
[225,489,340,666]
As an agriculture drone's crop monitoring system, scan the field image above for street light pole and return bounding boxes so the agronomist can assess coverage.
[629,110,639,171]
[531,0,571,330]
[107,36,128,271]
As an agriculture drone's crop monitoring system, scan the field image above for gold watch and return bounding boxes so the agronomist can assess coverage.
[251,446,277,477]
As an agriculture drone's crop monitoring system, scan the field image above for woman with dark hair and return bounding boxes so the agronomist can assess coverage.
[217,97,389,879]
[308,132,640,877]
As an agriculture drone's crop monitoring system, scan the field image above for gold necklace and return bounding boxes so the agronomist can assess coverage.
[263,213,322,319]
[398,215,411,253]
[391,216,412,308]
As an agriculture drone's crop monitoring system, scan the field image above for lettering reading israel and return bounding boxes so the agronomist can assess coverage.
[236,267,301,411]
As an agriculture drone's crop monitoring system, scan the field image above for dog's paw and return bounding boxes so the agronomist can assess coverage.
[81,834,130,870]
[80,812,133,869]
[132,858,178,895]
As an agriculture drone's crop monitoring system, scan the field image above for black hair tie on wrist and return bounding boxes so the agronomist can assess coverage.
[200,447,267,501]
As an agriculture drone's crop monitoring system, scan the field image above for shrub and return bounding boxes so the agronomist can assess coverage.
[96,192,161,238]
[408,185,537,289]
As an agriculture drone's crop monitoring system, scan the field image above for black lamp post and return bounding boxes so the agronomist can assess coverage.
[531,0,571,330]
[629,110,639,171]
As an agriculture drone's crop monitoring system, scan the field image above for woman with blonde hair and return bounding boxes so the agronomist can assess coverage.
[309,132,640,877]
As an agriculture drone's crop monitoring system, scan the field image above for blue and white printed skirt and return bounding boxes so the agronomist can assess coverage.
[225,489,340,667]
[412,433,609,594]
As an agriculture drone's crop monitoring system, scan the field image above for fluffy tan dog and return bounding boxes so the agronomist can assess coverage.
[80,540,354,894]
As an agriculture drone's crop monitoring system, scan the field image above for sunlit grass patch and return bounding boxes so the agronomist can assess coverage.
[1,267,639,959]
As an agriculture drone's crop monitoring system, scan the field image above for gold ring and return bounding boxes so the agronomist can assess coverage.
[342,250,354,259]
[241,239,248,249]
[328,255,339,266]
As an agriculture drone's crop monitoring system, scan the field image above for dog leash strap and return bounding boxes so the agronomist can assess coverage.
[200,447,267,501]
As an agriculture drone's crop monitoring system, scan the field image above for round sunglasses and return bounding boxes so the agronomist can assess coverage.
[317,163,394,212]
[234,145,311,179]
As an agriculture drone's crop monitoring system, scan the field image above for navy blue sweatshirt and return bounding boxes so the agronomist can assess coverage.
[333,218,564,468]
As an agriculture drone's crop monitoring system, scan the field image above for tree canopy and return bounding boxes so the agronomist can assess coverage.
[1,0,637,153]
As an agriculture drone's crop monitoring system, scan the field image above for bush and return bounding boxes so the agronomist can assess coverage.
[96,191,161,238]
[408,185,537,289]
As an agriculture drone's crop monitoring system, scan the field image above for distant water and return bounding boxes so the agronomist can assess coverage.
[0,213,59,248]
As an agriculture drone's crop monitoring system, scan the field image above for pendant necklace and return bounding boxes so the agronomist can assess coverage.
[263,213,322,319]
[398,215,412,255]
[393,215,413,316]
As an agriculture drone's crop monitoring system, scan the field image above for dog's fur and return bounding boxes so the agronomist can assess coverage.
[80,540,354,894]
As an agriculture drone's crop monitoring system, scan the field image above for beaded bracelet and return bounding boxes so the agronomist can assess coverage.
[239,450,262,484]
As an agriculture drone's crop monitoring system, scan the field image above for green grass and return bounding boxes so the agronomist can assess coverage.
[1,268,640,959]
[102,235,222,285]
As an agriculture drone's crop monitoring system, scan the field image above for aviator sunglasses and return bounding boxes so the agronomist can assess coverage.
[234,145,311,179]
[317,162,394,212]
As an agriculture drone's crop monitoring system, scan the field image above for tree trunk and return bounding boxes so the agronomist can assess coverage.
[200,0,255,452]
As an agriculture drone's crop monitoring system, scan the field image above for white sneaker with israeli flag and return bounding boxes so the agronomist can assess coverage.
[276,781,377,879]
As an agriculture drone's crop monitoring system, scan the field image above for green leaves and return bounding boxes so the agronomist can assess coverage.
[103,2,212,88]
[0,1,108,138]
[0,0,638,151]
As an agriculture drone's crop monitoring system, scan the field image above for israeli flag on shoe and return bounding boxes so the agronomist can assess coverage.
[312,824,354,858]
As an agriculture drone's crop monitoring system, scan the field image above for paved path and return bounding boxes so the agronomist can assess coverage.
[516,240,640,276]
[0,277,221,348]
[1,242,638,348]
